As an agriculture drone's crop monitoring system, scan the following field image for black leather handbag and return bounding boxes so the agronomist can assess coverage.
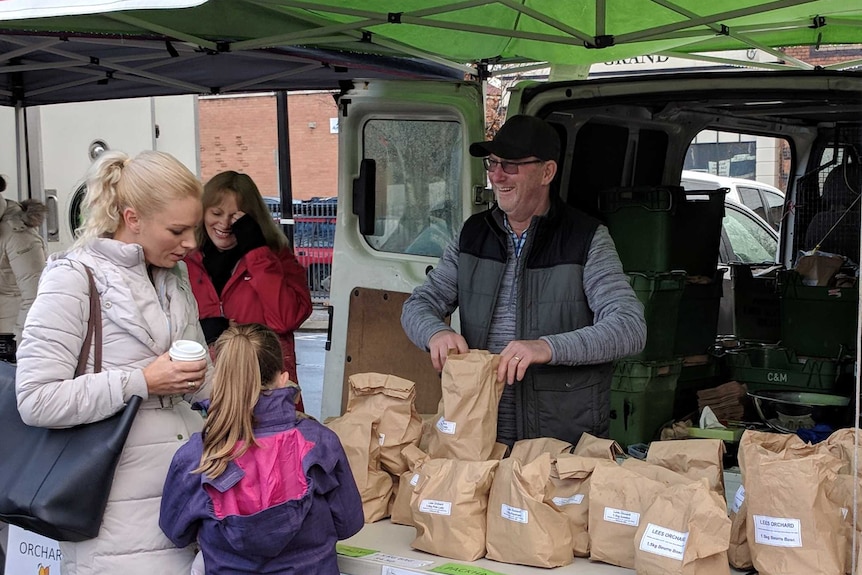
[0,265,142,542]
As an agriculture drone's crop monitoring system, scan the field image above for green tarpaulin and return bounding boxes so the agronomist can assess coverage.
[0,0,860,105]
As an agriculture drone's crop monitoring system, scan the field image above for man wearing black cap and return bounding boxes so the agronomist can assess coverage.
[402,115,645,446]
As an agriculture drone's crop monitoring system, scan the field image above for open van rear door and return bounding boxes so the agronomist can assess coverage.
[321,79,486,419]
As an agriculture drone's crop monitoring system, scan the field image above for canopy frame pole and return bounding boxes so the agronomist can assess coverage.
[246,0,476,75]
[620,0,817,44]
[105,12,219,50]
[649,0,814,69]
[596,0,606,38]
[223,63,320,93]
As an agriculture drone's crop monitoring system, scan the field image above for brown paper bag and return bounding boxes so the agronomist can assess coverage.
[326,411,393,522]
[621,458,696,487]
[345,372,423,475]
[410,457,499,561]
[745,454,846,575]
[728,491,751,570]
[634,481,731,575]
[390,444,430,526]
[572,432,623,460]
[646,439,726,503]
[588,462,666,568]
[819,427,859,476]
[552,454,608,557]
[509,437,574,464]
[427,350,503,461]
[486,453,574,568]
[824,473,858,575]
[733,430,815,569]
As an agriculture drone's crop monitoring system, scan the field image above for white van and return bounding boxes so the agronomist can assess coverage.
[681,170,785,231]
[321,72,861,421]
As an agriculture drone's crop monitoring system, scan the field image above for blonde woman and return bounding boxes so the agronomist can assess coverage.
[160,323,363,574]
[16,150,212,575]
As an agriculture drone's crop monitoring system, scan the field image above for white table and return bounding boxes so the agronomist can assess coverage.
[339,519,644,575]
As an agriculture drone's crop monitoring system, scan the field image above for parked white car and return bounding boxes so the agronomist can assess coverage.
[681,170,785,231]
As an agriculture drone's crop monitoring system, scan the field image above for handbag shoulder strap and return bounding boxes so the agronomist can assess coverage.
[75,265,102,377]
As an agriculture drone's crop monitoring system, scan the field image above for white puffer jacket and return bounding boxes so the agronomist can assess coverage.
[0,197,47,343]
[16,238,212,575]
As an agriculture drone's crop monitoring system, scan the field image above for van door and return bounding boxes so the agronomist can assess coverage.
[321,79,486,420]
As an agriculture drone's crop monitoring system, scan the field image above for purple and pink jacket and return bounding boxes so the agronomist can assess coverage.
[159,386,364,575]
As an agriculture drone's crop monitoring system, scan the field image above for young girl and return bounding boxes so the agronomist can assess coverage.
[159,323,364,574]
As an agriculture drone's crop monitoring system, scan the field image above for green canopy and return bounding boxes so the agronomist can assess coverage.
[270,0,862,70]
[0,0,860,106]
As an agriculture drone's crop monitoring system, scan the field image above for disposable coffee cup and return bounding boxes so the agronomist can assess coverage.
[169,339,208,362]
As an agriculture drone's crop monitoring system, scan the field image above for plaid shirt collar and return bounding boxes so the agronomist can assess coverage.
[502,213,527,258]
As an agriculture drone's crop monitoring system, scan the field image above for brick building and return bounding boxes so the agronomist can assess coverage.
[199,91,339,201]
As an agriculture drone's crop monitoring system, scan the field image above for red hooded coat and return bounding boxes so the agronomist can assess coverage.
[185,246,312,388]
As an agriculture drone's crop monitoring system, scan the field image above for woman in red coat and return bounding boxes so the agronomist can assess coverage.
[185,171,312,409]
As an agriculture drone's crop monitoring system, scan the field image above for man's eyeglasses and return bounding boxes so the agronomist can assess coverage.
[482,157,544,175]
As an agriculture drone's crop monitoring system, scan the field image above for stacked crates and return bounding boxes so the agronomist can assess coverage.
[777,270,858,359]
[600,186,727,447]
[729,263,781,344]
[724,344,842,393]
[724,267,854,399]
[609,360,683,449]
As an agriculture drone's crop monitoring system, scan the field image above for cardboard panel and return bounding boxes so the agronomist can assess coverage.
[343,288,443,415]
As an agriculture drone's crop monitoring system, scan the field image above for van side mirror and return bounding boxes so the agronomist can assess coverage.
[352,158,376,236]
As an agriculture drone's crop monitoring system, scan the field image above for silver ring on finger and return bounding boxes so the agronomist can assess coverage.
[187,381,196,389]
[513,356,521,362]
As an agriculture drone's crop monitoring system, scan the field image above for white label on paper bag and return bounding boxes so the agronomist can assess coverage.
[732,485,745,513]
[553,493,585,506]
[378,433,386,446]
[753,514,802,547]
[501,503,529,523]
[436,417,456,434]
[603,506,640,527]
[639,523,688,561]
[409,473,419,486]
[419,499,452,515]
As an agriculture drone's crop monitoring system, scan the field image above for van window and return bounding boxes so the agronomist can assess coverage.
[684,130,789,191]
[724,206,777,263]
[737,185,765,220]
[362,119,463,257]
[762,189,785,231]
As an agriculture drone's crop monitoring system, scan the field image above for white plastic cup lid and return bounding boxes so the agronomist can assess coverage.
[169,339,207,361]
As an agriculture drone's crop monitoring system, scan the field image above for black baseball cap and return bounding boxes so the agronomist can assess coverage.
[469,115,560,161]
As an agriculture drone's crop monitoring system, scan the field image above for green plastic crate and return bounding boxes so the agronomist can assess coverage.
[599,186,679,272]
[724,344,841,392]
[673,269,725,356]
[778,270,858,358]
[730,263,781,343]
[627,270,687,360]
[670,188,727,277]
[609,358,683,448]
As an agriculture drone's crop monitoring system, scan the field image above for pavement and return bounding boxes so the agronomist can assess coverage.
[300,305,330,331]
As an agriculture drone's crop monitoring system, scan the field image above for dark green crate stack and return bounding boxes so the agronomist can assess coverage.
[599,186,679,273]
[673,269,726,357]
[600,186,727,447]
[724,344,843,393]
[777,270,858,359]
[627,271,687,360]
[609,359,683,448]
[729,263,781,343]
